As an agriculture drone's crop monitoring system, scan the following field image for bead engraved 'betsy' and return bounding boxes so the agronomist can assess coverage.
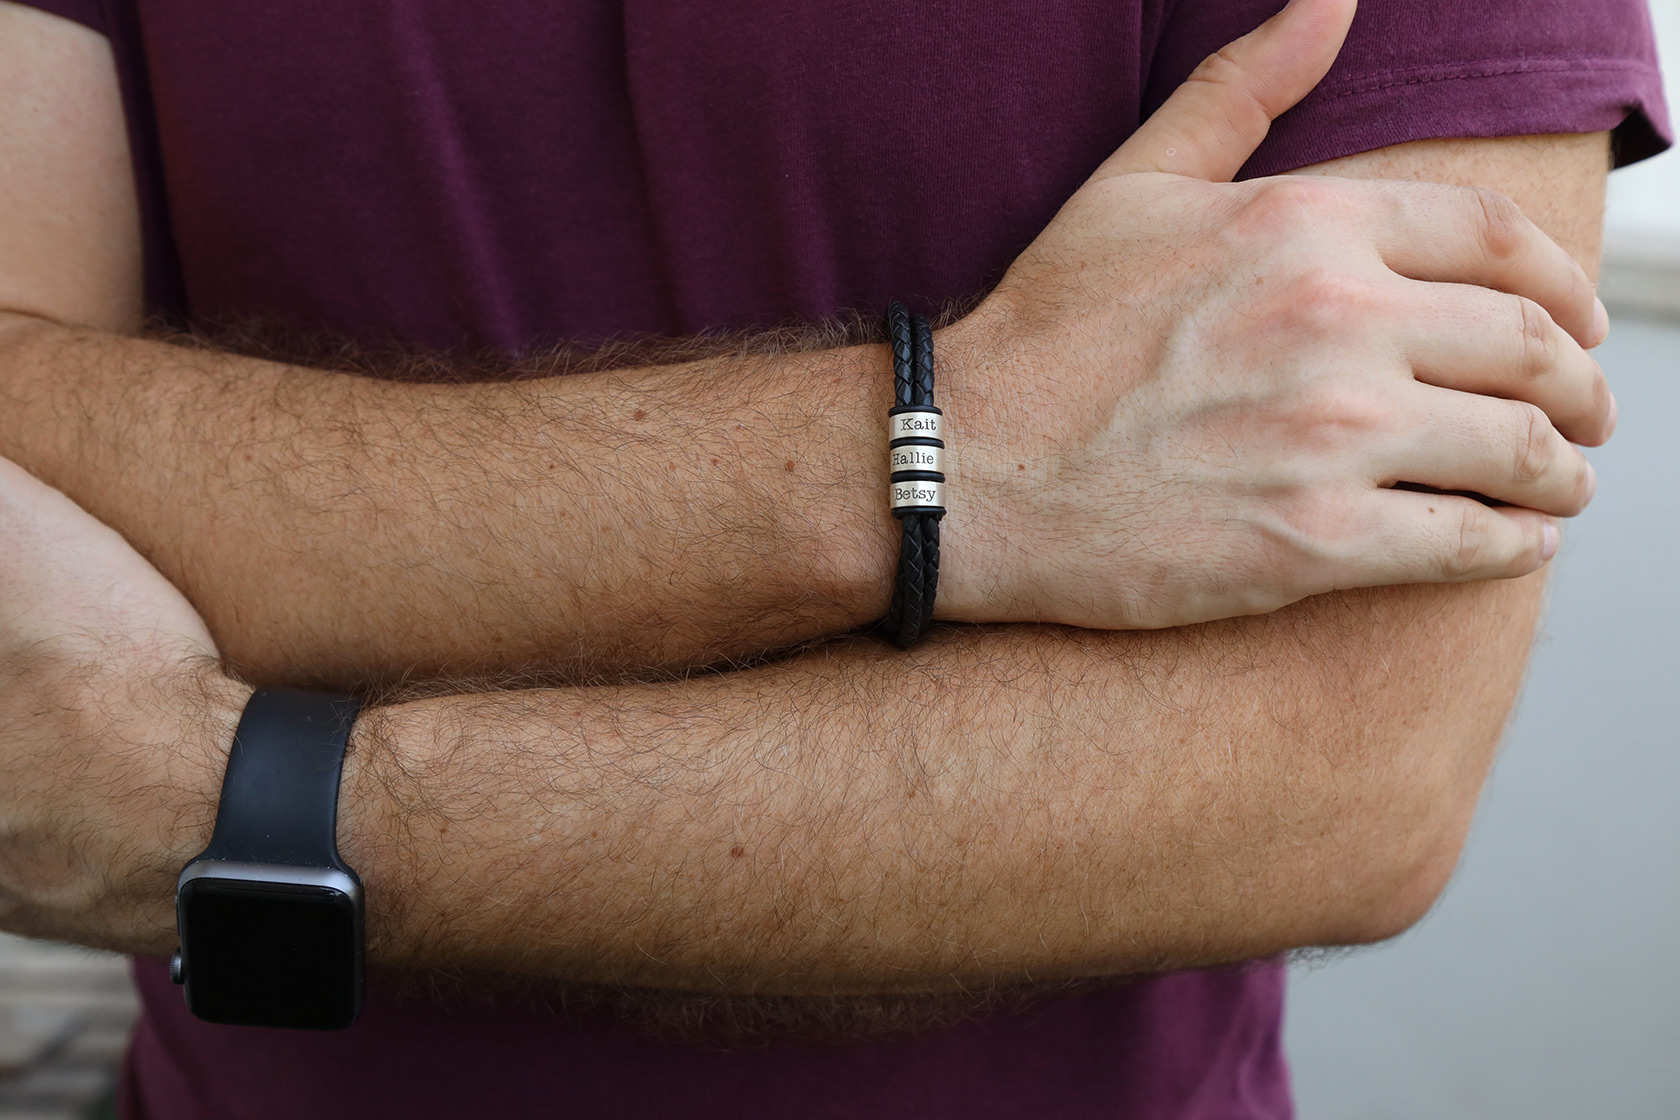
[891,443,945,475]
[891,479,945,511]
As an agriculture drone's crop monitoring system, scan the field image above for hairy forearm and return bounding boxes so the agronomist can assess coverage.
[135,576,1536,995]
[126,130,1605,990]
[42,133,1611,990]
[0,322,999,686]
[0,32,1613,693]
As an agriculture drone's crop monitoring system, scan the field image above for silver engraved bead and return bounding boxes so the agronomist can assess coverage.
[890,411,943,441]
[891,444,945,475]
[891,479,946,511]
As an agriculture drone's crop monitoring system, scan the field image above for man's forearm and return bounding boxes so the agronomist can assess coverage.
[0,13,1616,696]
[24,132,1610,990]
[0,322,987,685]
[129,574,1538,994]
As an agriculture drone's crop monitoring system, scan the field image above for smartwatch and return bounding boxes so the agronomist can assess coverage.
[171,687,366,1030]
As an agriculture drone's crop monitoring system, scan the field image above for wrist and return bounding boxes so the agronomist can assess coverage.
[10,660,254,955]
[926,300,1031,624]
[126,664,255,953]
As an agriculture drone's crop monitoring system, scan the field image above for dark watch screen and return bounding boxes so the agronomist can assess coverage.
[179,878,360,1030]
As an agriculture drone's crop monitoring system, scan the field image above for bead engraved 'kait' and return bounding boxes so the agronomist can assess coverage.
[890,411,943,441]
[891,444,945,475]
[891,479,946,511]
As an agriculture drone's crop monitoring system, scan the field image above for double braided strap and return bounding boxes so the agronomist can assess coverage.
[881,301,945,649]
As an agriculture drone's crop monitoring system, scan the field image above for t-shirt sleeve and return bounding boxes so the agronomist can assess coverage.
[5,0,107,34]
[1144,0,1672,176]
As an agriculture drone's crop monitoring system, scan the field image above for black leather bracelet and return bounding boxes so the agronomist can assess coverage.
[882,301,945,648]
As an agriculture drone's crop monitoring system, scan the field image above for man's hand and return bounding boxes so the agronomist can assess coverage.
[0,457,246,951]
[0,0,1611,685]
[938,0,1610,629]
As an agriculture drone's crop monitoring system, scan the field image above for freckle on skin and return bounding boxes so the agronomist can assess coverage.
[729,845,745,858]
[633,409,646,421]
[1429,507,1436,513]
[1018,463,1026,471]
[784,460,795,472]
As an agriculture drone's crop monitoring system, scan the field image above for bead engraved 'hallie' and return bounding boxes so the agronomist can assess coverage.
[891,443,945,475]
[891,479,946,511]
[890,411,943,441]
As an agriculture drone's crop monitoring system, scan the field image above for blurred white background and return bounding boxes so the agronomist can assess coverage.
[1288,3,1680,1116]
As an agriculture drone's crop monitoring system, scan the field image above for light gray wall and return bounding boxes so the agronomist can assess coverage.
[1285,317,1680,1118]
[1606,0,1679,242]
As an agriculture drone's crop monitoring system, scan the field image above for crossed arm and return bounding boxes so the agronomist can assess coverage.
[0,0,1612,992]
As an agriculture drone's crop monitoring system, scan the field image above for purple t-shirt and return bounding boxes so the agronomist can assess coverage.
[17,1,1670,1117]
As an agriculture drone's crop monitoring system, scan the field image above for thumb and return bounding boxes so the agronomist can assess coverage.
[1101,0,1357,183]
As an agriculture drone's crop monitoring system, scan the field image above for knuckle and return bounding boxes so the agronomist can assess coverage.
[1572,452,1595,510]
[1510,402,1554,489]
[1188,44,1248,90]
[1514,296,1559,379]
[1266,489,1368,587]
[1444,504,1492,580]
[1296,382,1387,437]
[1278,488,1359,546]
[1471,186,1527,263]
[1589,363,1614,432]
[1235,177,1344,234]
[1272,266,1376,337]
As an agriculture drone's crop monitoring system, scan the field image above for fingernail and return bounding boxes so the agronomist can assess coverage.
[1593,297,1610,344]
[1606,392,1619,438]
[1542,520,1560,561]
[1583,460,1598,504]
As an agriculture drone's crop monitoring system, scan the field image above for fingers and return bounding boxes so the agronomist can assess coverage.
[1378,386,1596,518]
[1337,490,1559,588]
[1397,280,1615,446]
[1359,179,1604,349]
[1100,0,1357,182]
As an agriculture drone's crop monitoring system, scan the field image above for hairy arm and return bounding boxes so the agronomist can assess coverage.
[0,3,960,686]
[51,129,1605,991]
[297,135,1610,991]
[0,320,918,685]
[324,586,1540,992]
[0,2,1607,693]
[0,0,1613,988]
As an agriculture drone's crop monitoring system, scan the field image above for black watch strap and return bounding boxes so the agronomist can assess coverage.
[194,687,362,870]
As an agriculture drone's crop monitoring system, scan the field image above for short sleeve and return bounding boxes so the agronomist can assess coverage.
[1144,0,1672,176]
[6,0,106,35]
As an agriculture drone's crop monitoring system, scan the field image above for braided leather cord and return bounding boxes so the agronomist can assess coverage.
[887,301,915,407]
[909,313,935,408]
[882,306,945,648]
[887,516,923,647]
[914,517,941,638]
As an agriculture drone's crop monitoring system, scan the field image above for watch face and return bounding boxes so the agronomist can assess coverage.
[179,875,362,1030]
